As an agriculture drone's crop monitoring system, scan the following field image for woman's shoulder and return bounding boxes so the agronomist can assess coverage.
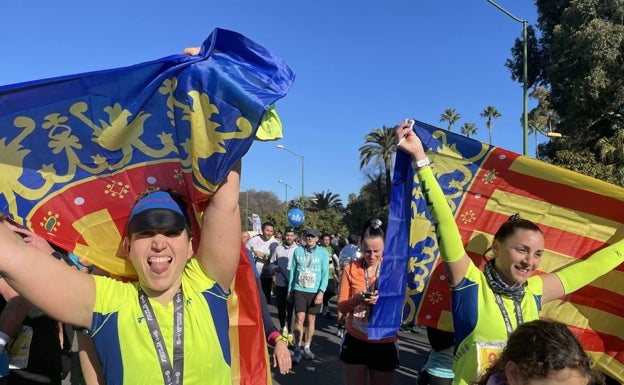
[345,259,364,273]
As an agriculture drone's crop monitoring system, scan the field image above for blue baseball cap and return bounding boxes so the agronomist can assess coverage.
[127,191,187,234]
[304,228,318,237]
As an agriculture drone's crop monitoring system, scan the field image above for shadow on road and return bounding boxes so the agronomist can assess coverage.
[268,299,430,385]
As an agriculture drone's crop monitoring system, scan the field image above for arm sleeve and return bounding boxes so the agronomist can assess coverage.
[555,238,624,294]
[416,167,465,262]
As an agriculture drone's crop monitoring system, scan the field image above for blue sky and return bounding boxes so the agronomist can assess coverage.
[0,0,540,205]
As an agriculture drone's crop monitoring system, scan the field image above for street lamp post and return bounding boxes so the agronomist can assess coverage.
[532,126,562,157]
[487,0,529,156]
[277,179,294,205]
[276,145,305,209]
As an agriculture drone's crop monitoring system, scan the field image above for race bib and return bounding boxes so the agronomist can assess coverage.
[298,271,316,288]
[476,340,506,376]
[8,325,33,369]
[352,304,372,334]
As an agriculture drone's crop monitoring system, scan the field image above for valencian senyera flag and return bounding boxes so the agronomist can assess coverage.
[0,28,294,385]
[371,119,624,382]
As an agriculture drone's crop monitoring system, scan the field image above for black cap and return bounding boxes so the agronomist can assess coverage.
[127,191,187,234]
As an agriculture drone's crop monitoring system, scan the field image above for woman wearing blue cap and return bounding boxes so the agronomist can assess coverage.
[0,163,242,384]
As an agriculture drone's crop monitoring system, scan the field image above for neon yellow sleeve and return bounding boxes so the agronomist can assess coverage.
[556,238,624,294]
[416,167,465,262]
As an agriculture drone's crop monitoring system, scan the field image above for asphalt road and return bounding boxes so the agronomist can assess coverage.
[268,299,430,385]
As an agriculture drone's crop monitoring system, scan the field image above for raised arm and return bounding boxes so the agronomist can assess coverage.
[0,221,94,328]
[196,161,242,291]
[396,120,470,286]
[541,237,624,303]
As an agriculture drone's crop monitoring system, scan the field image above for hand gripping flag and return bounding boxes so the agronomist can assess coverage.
[0,28,294,385]
[371,120,624,382]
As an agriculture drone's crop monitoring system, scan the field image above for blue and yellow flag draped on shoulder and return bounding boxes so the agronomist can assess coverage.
[372,120,624,382]
[0,28,294,385]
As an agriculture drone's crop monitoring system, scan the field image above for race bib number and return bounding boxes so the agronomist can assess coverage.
[8,325,33,369]
[298,271,316,288]
[476,340,506,375]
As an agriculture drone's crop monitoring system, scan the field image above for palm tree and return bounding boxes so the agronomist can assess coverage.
[460,122,478,138]
[528,119,547,157]
[529,87,559,135]
[596,130,624,184]
[359,125,396,204]
[440,108,461,132]
[596,129,624,168]
[309,190,344,212]
[480,106,502,145]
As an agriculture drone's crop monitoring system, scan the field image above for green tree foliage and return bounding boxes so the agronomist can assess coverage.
[528,87,560,158]
[247,188,348,237]
[506,0,624,184]
[460,122,478,138]
[238,189,283,231]
[341,164,391,236]
[359,125,397,205]
[440,108,461,132]
[505,25,546,89]
[309,190,344,212]
[480,106,502,145]
[342,198,371,237]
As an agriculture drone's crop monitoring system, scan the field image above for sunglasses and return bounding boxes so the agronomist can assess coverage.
[305,234,317,238]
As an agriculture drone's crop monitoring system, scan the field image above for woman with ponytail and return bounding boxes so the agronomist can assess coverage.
[337,219,399,385]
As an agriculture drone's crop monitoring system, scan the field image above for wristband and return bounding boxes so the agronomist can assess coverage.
[412,157,431,169]
[556,238,624,294]
[416,167,465,262]
[267,330,280,347]
[275,334,289,345]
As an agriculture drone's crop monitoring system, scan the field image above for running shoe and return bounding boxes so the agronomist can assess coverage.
[292,348,302,364]
[302,346,315,360]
